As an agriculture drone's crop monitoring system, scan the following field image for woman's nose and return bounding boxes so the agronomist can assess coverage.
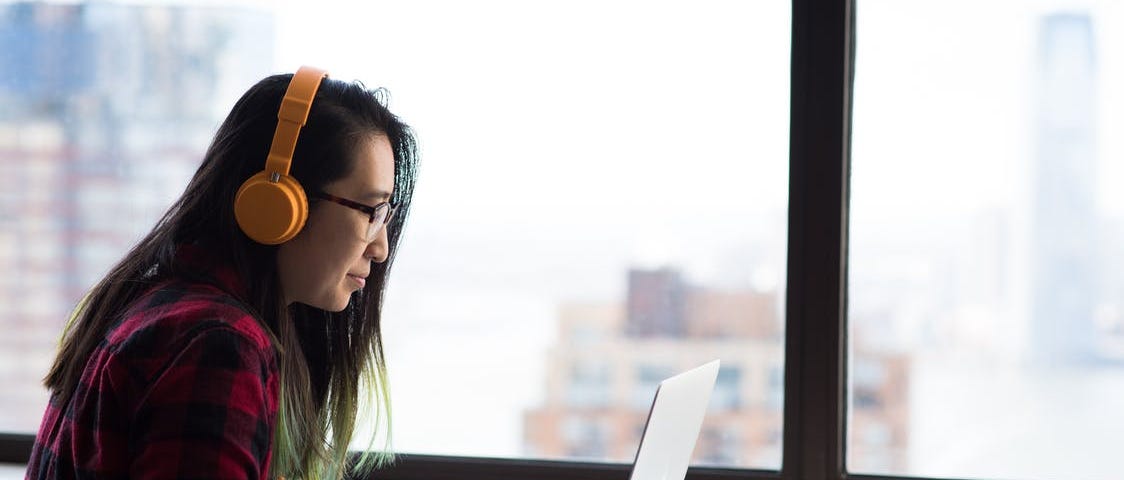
[365,227,389,263]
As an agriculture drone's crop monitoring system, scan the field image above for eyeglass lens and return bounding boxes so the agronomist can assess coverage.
[366,204,393,241]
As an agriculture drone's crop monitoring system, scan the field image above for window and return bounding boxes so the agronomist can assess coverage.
[20,2,1066,480]
[566,362,612,408]
[850,1,1124,479]
[361,1,791,468]
[1,0,793,476]
[632,364,677,410]
[0,0,273,437]
[561,415,610,460]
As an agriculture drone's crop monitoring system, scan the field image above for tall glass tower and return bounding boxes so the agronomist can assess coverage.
[1030,13,1098,365]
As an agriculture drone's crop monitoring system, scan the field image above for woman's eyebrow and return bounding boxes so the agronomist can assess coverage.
[362,189,393,201]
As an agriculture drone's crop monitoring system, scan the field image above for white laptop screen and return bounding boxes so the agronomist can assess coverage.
[628,360,721,480]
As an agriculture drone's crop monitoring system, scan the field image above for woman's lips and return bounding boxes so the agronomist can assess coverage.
[348,274,366,289]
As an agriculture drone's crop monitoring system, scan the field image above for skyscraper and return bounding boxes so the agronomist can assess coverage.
[1030,13,1098,365]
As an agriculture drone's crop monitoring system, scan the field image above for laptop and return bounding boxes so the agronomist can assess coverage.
[628,359,721,480]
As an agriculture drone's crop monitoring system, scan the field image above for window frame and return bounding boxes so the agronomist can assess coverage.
[0,1,937,479]
[0,433,31,464]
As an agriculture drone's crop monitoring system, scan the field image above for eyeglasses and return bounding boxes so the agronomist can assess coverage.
[312,191,396,242]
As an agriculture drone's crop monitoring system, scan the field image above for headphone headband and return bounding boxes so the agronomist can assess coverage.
[233,65,328,245]
[265,66,328,177]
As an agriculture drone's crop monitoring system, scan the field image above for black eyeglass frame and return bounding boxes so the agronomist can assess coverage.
[312,191,397,235]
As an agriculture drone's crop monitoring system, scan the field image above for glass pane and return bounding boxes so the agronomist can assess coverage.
[353,1,791,469]
[2,0,790,471]
[850,1,1124,479]
[0,0,273,434]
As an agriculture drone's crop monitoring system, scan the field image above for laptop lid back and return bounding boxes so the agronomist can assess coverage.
[629,359,721,480]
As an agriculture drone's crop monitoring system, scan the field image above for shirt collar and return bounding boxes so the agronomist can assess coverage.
[171,242,251,303]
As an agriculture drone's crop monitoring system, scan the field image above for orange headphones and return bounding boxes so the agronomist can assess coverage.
[234,66,328,245]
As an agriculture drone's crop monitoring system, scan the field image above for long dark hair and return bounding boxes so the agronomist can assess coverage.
[45,72,418,479]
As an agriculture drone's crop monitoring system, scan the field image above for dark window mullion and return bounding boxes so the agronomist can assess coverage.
[0,433,34,464]
[782,0,854,479]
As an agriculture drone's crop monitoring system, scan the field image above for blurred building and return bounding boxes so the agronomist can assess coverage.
[0,0,273,432]
[524,267,910,470]
[848,348,911,472]
[1030,13,1099,365]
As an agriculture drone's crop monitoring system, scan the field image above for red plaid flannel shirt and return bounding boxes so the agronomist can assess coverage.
[27,244,280,479]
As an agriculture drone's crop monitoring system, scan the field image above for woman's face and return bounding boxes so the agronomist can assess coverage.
[278,135,396,312]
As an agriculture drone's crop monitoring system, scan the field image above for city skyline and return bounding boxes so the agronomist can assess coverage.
[522,265,909,471]
[0,0,273,432]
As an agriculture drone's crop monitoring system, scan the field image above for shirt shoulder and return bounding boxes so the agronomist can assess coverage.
[111,281,280,478]
[109,278,274,357]
[29,278,280,479]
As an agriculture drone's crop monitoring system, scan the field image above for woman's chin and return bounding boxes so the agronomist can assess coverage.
[300,294,351,313]
[326,297,350,312]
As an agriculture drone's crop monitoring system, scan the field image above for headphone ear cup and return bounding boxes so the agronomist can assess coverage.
[234,172,309,245]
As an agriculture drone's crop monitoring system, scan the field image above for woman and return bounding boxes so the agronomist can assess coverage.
[26,66,417,479]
